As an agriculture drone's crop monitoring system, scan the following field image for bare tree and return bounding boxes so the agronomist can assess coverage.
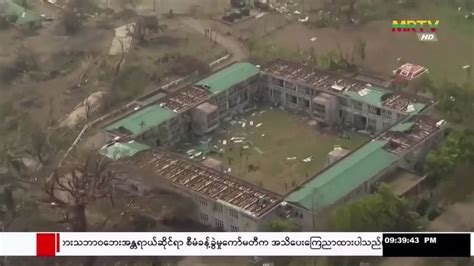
[135,15,163,44]
[44,154,116,232]
[31,127,47,165]
[114,37,126,76]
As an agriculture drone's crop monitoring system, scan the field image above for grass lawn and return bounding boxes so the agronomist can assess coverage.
[209,108,369,195]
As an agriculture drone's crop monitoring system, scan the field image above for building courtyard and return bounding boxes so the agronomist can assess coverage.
[100,61,447,232]
[198,107,369,195]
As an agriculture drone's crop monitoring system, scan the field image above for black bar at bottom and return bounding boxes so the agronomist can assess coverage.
[383,233,471,257]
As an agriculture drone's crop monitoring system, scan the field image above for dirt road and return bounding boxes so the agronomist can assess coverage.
[179,17,249,62]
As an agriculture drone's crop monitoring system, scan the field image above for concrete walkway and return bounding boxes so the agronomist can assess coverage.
[179,17,249,62]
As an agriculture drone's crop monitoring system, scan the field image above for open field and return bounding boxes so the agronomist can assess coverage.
[103,0,230,16]
[206,108,369,195]
[259,4,474,86]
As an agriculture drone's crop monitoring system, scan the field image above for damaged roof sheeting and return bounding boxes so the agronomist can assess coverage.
[105,105,176,138]
[100,141,151,160]
[121,149,282,218]
[196,62,260,94]
[285,140,398,210]
[0,0,43,28]
[263,60,428,113]
[159,85,210,113]
[381,115,446,155]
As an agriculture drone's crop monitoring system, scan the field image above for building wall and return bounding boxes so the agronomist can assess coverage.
[286,162,399,231]
[338,97,403,133]
[399,127,447,171]
[262,73,403,134]
[209,75,260,119]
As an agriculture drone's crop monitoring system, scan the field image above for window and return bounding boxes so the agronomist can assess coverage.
[273,77,284,87]
[300,86,311,95]
[199,197,208,206]
[285,94,297,105]
[230,225,239,232]
[214,204,223,213]
[382,109,392,118]
[229,209,239,219]
[301,98,310,109]
[313,103,326,118]
[368,105,381,116]
[339,97,350,107]
[215,219,224,229]
[368,118,377,131]
[200,212,208,222]
[353,101,363,110]
[284,81,296,90]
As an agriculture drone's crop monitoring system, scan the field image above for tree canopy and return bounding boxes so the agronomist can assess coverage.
[328,185,420,232]
[426,130,474,183]
[264,218,300,232]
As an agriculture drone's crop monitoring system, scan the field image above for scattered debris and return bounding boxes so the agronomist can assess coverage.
[307,120,318,127]
[251,112,256,116]
[256,123,263,128]
[298,16,309,23]
[310,37,317,42]
[254,147,264,155]
[261,134,266,137]
[255,12,267,19]
[302,156,313,163]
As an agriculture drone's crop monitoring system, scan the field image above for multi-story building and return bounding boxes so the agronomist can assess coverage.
[101,61,447,232]
[281,115,447,230]
[103,62,260,147]
[261,60,434,133]
[110,148,282,232]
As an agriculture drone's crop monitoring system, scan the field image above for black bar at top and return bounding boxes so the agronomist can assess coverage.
[382,233,471,257]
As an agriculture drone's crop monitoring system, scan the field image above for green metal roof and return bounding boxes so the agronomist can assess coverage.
[100,141,150,160]
[342,86,390,108]
[408,102,426,114]
[343,86,426,114]
[0,0,43,26]
[105,105,176,137]
[390,121,415,132]
[285,140,398,210]
[195,62,259,94]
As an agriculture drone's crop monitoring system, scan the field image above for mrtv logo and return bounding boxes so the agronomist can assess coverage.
[392,20,440,42]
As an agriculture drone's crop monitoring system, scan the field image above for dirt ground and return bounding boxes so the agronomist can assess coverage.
[259,5,474,86]
[0,3,227,136]
[205,107,368,195]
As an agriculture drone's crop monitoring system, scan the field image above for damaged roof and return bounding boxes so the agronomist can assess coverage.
[100,141,151,160]
[0,0,43,27]
[105,105,176,137]
[264,60,428,113]
[118,149,282,218]
[196,62,259,94]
